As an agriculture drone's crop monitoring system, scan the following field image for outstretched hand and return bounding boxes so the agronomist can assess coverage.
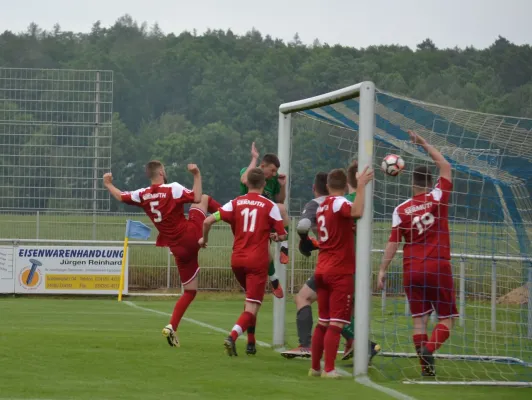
[187,164,200,175]
[103,172,113,187]
[356,166,374,187]
[251,142,259,159]
[408,130,427,146]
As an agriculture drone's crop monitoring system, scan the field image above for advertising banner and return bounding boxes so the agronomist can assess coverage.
[14,246,128,295]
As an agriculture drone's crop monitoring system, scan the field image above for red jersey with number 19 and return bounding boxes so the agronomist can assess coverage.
[389,177,452,269]
[120,182,196,247]
[219,193,287,270]
[315,196,355,275]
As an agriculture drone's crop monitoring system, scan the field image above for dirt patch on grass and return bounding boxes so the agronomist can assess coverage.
[497,285,529,305]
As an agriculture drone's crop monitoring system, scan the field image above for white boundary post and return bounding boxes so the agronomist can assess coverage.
[354,81,376,377]
[273,111,292,348]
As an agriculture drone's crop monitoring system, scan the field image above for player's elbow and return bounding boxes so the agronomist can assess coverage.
[240,176,248,185]
[439,163,452,181]
[351,208,363,219]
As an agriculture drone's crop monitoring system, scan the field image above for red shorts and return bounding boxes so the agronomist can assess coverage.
[315,273,353,325]
[403,261,459,319]
[169,208,206,285]
[232,266,268,304]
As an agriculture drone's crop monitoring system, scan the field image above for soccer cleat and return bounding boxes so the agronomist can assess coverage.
[224,335,238,357]
[308,368,321,377]
[281,346,311,359]
[419,346,436,376]
[246,342,257,355]
[280,246,289,264]
[321,370,342,379]
[341,339,354,361]
[162,324,180,347]
[272,281,284,299]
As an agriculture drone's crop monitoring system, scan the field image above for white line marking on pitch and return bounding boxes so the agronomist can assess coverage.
[125,300,417,400]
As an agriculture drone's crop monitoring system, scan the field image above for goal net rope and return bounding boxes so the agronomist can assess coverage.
[280,85,532,386]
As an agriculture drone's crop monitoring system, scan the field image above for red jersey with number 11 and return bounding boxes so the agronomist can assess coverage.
[120,182,196,247]
[219,193,287,270]
[389,177,452,269]
[315,196,355,275]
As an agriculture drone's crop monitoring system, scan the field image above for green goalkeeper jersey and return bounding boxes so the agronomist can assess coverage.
[344,192,356,202]
[239,167,281,201]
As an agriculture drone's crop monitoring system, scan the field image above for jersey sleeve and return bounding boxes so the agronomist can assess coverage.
[170,182,195,204]
[269,204,288,236]
[388,207,403,243]
[333,197,352,219]
[297,200,319,233]
[120,189,143,206]
[430,177,453,205]
[218,200,235,224]
[239,167,248,195]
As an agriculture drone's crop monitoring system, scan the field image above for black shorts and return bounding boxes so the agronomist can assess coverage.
[305,275,316,292]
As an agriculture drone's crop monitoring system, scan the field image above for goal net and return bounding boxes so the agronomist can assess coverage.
[274,82,532,386]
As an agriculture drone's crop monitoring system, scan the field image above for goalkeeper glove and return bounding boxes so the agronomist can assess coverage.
[299,237,320,257]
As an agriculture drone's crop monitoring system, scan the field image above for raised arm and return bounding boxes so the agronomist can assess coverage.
[240,142,259,185]
[103,173,124,202]
[350,166,374,218]
[408,130,451,182]
[187,164,202,203]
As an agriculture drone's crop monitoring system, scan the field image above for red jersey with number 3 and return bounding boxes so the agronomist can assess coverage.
[219,193,287,270]
[120,182,195,247]
[315,196,355,275]
[389,177,453,269]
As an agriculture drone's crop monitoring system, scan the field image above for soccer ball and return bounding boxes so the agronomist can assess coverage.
[381,154,405,176]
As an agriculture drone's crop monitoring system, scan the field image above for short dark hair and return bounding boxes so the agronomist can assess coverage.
[145,160,164,179]
[327,168,347,191]
[247,167,266,189]
[413,166,433,188]
[262,153,280,169]
[314,172,329,196]
[346,159,358,189]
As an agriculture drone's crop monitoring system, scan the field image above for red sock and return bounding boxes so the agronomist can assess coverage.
[324,325,342,373]
[311,324,327,371]
[170,290,197,330]
[413,333,428,353]
[247,315,256,344]
[230,311,254,342]
[207,196,221,214]
[426,323,450,353]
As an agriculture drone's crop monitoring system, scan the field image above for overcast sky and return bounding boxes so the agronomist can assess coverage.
[1,0,530,49]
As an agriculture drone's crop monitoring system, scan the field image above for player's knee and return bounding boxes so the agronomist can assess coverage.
[295,292,311,309]
[330,321,345,329]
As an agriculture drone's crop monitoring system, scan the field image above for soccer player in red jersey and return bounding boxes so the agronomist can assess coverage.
[199,168,287,357]
[103,160,221,348]
[377,130,455,376]
[309,166,373,378]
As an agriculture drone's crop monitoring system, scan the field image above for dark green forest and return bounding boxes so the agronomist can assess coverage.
[1,15,532,210]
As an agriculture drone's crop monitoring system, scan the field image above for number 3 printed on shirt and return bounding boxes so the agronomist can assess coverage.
[412,212,435,234]
[150,201,162,223]
[317,215,329,242]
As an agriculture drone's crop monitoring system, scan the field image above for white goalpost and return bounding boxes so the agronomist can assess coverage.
[273,81,532,387]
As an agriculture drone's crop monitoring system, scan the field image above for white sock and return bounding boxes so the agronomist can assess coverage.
[281,240,288,248]
[269,274,278,282]
[232,325,243,336]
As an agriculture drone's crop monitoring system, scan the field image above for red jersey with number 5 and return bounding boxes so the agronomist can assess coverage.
[219,193,287,270]
[389,177,453,269]
[315,196,355,275]
[120,182,196,247]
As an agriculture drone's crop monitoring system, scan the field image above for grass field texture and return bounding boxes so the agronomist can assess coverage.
[1,295,531,400]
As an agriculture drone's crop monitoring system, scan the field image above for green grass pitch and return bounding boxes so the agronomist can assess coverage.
[1,295,531,400]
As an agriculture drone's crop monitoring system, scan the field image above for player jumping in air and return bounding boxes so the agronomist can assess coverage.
[377,130,456,377]
[282,164,380,362]
[240,142,290,300]
[103,161,221,348]
[200,168,287,356]
[309,166,373,378]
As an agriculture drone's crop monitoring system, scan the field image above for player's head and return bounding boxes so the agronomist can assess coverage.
[346,159,358,190]
[247,167,266,192]
[260,154,280,179]
[412,165,433,193]
[313,172,329,197]
[145,160,167,184]
[326,168,348,195]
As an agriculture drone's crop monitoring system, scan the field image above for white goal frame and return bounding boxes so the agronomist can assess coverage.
[273,81,376,377]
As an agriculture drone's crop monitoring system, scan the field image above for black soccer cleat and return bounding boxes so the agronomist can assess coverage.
[419,346,436,377]
[224,336,238,357]
[246,342,257,355]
